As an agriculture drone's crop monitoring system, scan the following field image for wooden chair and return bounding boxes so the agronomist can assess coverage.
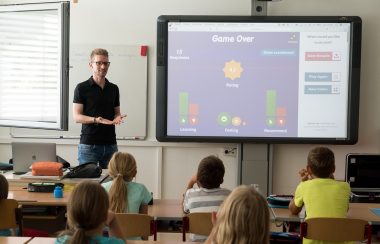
[300,217,372,243]
[115,213,157,240]
[0,199,23,236]
[182,212,213,241]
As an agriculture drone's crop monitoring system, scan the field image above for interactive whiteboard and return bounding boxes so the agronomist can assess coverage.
[156,15,361,144]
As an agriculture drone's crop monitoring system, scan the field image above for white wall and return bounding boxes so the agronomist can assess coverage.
[1,0,380,198]
[0,140,239,199]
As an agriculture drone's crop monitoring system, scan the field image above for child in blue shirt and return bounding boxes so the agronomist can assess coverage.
[56,181,124,244]
[102,152,152,214]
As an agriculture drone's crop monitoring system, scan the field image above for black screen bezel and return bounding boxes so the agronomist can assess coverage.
[156,15,362,144]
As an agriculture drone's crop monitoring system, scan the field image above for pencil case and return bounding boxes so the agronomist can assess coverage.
[31,162,63,176]
[27,182,64,192]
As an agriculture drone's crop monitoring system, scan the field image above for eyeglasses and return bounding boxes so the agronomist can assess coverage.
[91,61,110,66]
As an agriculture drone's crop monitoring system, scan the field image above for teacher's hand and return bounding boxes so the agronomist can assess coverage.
[96,117,113,125]
[113,114,127,125]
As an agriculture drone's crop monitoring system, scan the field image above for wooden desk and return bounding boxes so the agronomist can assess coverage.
[8,186,68,233]
[0,237,32,244]
[7,188,183,234]
[8,186,70,206]
[9,189,182,217]
[271,203,380,224]
[6,191,183,235]
[148,199,184,220]
[348,203,380,224]
[9,187,183,217]
[24,237,55,244]
[28,237,194,244]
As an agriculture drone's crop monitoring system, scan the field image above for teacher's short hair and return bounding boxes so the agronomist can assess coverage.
[90,48,109,59]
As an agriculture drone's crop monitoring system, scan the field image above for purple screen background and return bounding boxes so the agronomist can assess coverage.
[167,31,300,137]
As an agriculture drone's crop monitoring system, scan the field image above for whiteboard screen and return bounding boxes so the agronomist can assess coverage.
[11,44,147,139]
[156,15,361,144]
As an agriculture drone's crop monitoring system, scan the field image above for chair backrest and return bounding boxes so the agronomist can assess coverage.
[182,212,213,241]
[115,213,156,240]
[0,199,23,236]
[300,217,371,243]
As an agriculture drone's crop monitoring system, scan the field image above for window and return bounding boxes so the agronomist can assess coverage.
[0,2,69,130]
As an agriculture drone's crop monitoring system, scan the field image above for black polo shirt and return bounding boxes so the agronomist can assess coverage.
[73,76,120,145]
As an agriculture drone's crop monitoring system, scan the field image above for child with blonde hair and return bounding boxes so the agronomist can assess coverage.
[102,152,152,214]
[205,185,270,244]
[56,181,124,244]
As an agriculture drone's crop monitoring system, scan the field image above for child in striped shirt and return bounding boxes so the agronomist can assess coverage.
[182,155,231,242]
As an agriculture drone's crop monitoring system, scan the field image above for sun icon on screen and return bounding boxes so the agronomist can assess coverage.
[223,60,243,80]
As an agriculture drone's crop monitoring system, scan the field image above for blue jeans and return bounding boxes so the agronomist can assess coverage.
[78,144,118,169]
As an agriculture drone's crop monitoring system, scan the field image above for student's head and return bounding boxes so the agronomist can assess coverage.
[66,181,109,244]
[0,174,9,199]
[108,152,137,212]
[307,146,335,178]
[197,155,225,189]
[211,185,270,244]
[108,152,137,181]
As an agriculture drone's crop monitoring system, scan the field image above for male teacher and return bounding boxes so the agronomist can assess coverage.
[73,48,126,168]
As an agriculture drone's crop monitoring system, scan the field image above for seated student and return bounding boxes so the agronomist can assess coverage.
[0,174,12,236]
[0,174,50,237]
[102,152,152,214]
[204,185,270,244]
[0,174,7,199]
[56,181,124,244]
[288,146,351,244]
[183,155,231,242]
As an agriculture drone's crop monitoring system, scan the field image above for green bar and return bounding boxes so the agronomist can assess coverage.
[179,92,189,115]
[266,90,276,116]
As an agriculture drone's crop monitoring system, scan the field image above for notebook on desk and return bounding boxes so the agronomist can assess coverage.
[12,142,57,174]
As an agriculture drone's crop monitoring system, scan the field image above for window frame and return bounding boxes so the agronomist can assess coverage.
[0,2,69,130]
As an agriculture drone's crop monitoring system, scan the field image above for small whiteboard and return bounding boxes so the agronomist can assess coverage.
[11,44,147,139]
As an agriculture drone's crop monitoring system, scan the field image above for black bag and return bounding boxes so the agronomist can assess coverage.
[63,162,102,179]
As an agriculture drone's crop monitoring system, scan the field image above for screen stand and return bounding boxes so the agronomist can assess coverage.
[238,144,273,196]
[238,0,280,196]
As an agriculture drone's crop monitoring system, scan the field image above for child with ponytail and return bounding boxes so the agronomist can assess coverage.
[56,181,124,244]
[102,152,152,214]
